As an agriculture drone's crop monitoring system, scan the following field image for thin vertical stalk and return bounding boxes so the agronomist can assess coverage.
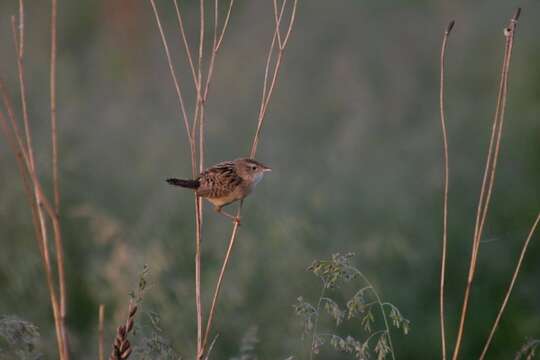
[438,19,454,360]
[51,0,59,213]
[479,213,540,359]
[194,2,206,357]
[452,9,521,360]
[173,0,199,89]
[201,212,241,352]
[49,2,69,356]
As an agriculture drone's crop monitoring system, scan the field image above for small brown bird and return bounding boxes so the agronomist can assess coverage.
[166,158,271,223]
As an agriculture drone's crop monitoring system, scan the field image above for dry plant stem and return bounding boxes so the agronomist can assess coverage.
[195,195,204,358]
[451,9,520,360]
[438,19,454,360]
[202,1,297,354]
[173,0,199,89]
[99,304,105,360]
[50,0,59,212]
[9,4,70,358]
[1,89,66,360]
[49,1,69,355]
[194,1,206,356]
[201,204,241,353]
[151,1,294,358]
[479,213,540,359]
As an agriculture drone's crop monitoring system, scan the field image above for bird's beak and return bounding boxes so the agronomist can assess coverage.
[263,166,272,172]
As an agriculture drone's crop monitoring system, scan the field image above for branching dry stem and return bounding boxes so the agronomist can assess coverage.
[149,1,297,359]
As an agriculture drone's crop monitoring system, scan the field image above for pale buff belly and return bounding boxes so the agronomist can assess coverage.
[206,186,251,208]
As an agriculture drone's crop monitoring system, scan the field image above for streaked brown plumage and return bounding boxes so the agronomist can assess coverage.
[167,158,271,223]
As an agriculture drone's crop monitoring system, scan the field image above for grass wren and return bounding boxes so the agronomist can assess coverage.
[166,158,271,223]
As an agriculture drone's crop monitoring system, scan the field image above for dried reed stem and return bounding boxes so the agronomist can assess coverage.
[99,304,105,360]
[479,213,540,359]
[438,19,454,360]
[109,302,137,360]
[452,8,521,360]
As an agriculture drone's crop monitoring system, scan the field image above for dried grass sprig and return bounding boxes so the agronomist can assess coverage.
[108,266,148,360]
[109,302,138,360]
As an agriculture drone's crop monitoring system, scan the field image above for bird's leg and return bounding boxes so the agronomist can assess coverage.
[214,206,241,226]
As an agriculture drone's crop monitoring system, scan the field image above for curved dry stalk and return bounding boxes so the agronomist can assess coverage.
[452,8,521,360]
[438,19,454,360]
[479,212,540,359]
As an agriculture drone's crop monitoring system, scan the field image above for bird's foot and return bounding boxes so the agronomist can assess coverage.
[233,216,242,226]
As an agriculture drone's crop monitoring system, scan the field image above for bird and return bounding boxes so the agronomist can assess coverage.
[166,158,271,224]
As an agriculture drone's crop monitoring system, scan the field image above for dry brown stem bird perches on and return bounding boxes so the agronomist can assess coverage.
[167,158,271,224]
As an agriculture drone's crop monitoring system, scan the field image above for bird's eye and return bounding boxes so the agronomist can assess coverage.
[251,166,257,170]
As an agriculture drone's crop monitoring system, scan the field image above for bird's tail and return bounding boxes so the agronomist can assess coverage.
[166,178,200,189]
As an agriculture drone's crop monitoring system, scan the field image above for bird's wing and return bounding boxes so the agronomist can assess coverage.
[196,162,242,198]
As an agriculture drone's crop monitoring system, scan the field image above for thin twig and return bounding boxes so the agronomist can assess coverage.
[201,206,241,352]
[438,19,454,360]
[51,0,59,213]
[452,8,521,360]
[173,0,199,89]
[479,213,540,359]
[195,2,206,357]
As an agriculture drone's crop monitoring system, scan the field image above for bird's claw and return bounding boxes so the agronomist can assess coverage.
[233,216,242,226]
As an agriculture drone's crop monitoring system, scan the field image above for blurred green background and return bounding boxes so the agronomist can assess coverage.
[1,0,540,358]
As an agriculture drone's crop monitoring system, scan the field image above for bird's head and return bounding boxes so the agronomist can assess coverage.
[236,158,271,185]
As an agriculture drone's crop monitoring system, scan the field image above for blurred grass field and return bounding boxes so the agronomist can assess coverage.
[1,1,540,358]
